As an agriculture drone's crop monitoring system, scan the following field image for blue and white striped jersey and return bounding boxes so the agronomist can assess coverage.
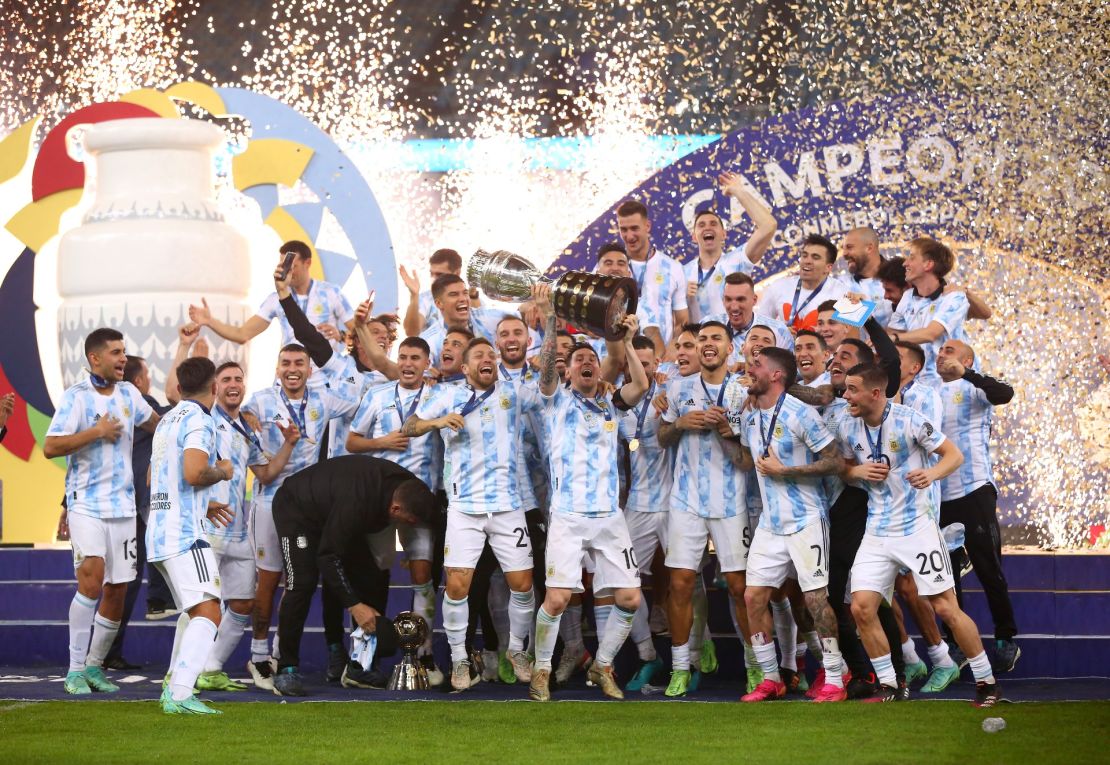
[829,402,948,537]
[544,386,626,518]
[418,288,441,327]
[629,248,688,342]
[147,400,216,561]
[683,242,754,323]
[663,374,747,519]
[819,396,855,503]
[243,384,359,501]
[702,312,794,366]
[349,381,443,490]
[939,379,996,501]
[206,406,267,542]
[844,274,893,327]
[317,353,389,459]
[800,370,832,388]
[889,288,969,385]
[258,279,354,353]
[734,393,834,535]
[498,367,548,512]
[901,380,943,425]
[416,380,541,514]
[419,307,512,366]
[618,382,672,513]
[47,378,154,519]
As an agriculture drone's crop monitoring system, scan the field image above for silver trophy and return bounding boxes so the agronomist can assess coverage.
[388,611,430,691]
[468,249,639,341]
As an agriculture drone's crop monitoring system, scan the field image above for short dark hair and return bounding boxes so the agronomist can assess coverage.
[569,342,600,364]
[84,328,123,359]
[616,199,649,219]
[697,320,730,337]
[429,248,462,272]
[445,327,475,343]
[760,346,797,382]
[631,334,656,352]
[392,478,438,526]
[839,338,874,365]
[910,236,955,278]
[895,340,926,371]
[431,273,466,301]
[846,362,888,392]
[398,337,431,357]
[176,357,216,398]
[750,324,778,342]
[596,241,628,261]
[123,355,146,383]
[693,208,723,226]
[724,272,756,289]
[463,337,494,362]
[678,322,702,337]
[803,234,837,264]
[555,329,574,341]
[279,343,310,358]
[817,299,838,314]
[795,329,827,351]
[215,361,244,376]
[281,240,312,261]
[878,255,907,288]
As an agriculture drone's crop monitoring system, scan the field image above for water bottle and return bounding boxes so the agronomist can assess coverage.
[981,717,1006,733]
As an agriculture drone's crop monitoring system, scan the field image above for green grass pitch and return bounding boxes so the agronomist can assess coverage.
[3,699,1107,764]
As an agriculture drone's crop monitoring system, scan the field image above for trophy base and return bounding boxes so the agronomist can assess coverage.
[388,657,430,690]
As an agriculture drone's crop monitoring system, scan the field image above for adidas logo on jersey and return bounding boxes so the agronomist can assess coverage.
[854,443,864,451]
[813,569,823,577]
[683,398,695,406]
[933,574,945,583]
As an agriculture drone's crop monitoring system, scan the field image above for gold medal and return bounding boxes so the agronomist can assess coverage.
[628,438,640,452]
[604,420,616,432]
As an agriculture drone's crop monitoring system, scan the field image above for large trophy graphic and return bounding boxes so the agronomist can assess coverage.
[388,611,430,690]
[468,250,638,340]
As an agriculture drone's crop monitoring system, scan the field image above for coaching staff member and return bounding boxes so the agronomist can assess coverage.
[271,454,438,696]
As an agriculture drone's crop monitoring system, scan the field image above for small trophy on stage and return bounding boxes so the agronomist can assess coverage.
[468,249,639,341]
[388,611,430,691]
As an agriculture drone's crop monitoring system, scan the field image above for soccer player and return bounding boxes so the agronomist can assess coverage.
[657,321,752,698]
[402,330,547,690]
[270,455,439,695]
[147,357,234,714]
[346,337,445,682]
[757,235,848,333]
[839,227,894,326]
[684,172,777,323]
[435,328,474,383]
[241,344,361,689]
[815,300,857,355]
[190,360,299,691]
[596,241,633,279]
[189,240,354,351]
[617,334,672,691]
[45,328,160,695]
[704,273,793,367]
[795,329,830,387]
[528,287,648,701]
[838,363,1001,706]
[887,237,969,385]
[731,347,847,703]
[937,340,1020,671]
[420,274,514,365]
[616,199,689,356]
[401,247,464,337]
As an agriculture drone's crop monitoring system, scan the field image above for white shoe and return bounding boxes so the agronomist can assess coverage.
[247,659,275,692]
[509,650,533,682]
[480,650,499,682]
[555,647,592,684]
[419,655,445,687]
[450,659,480,691]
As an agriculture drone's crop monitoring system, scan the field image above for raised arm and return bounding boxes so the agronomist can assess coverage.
[249,420,300,485]
[720,171,777,263]
[188,297,269,344]
[273,268,333,368]
[400,265,427,337]
[615,315,648,405]
[865,316,902,398]
[532,283,560,397]
[165,324,202,405]
[352,298,400,380]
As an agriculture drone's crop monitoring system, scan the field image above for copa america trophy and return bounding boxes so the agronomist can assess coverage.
[468,249,638,341]
[388,611,430,691]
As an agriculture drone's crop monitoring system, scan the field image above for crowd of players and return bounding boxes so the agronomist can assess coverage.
[41,174,1020,714]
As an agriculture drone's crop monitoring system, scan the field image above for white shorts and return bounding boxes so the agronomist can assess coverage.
[746,521,829,592]
[545,512,640,596]
[250,496,282,573]
[209,536,256,601]
[444,510,533,573]
[68,513,137,584]
[155,543,221,612]
[664,510,750,573]
[624,510,669,576]
[851,523,955,598]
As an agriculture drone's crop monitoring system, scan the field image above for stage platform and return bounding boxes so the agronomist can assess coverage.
[1,547,1107,681]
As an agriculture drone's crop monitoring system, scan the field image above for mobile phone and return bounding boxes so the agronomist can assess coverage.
[278,250,296,280]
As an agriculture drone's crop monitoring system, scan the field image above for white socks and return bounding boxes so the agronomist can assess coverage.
[412,580,436,654]
[902,637,922,665]
[671,641,690,672]
[507,589,535,652]
[593,604,613,645]
[442,595,469,663]
[169,612,190,670]
[596,606,635,668]
[204,606,250,673]
[533,607,562,671]
[820,637,844,688]
[67,592,97,672]
[927,640,955,669]
[752,632,781,681]
[871,652,897,687]
[250,638,270,664]
[170,616,217,702]
[967,651,996,684]
[85,613,121,669]
[770,599,797,671]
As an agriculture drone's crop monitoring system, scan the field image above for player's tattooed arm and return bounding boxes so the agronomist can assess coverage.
[772,442,842,478]
[787,383,834,407]
[534,285,560,396]
[401,415,437,437]
[720,438,755,471]
[657,420,682,448]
